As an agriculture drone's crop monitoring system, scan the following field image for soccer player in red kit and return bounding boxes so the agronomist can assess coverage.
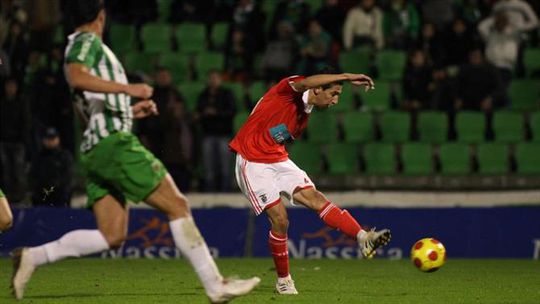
[229,68,392,294]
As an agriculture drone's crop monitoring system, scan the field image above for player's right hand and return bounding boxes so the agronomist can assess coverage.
[344,73,375,91]
[125,83,154,99]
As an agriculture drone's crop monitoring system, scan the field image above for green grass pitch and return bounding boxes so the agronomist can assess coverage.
[1,258,539,303]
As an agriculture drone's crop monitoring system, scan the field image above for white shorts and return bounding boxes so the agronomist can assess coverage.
[235,154,315,215]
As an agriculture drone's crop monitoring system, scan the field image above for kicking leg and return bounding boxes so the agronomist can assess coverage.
[145,174,260,303]
[266,202,298,295]
[11,195,126,300]
[293,187,391,258]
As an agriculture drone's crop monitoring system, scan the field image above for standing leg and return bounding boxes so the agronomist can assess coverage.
[265,202,298,295]
[11,195,128,300]
[293,187,391,258]
[145,174,260,303]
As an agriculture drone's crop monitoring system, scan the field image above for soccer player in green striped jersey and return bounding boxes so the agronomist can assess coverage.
[11,1,259,302]
[0,188,13,232]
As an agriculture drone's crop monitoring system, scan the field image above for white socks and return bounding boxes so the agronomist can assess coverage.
[28,230,109,266]
[169,217,223,295]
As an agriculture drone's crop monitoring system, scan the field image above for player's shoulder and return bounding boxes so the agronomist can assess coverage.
[71,31,102,47]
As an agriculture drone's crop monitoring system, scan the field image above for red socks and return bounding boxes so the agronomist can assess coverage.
[268,231,289,278]
[319,202,362,239]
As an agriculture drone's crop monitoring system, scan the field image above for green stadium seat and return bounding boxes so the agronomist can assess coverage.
[509,80,540,110]
[211,22,229,50]
[363,143,396,175]
[288,142,322,174]
[531,111,540,142]
[223,82,245,111]
[141,23,172,52]
[122,52,156,74]
[195,52,225,79]
[376,50,406,81]
[359,81,391,110]
[159,52,190,83]
[176,23,207,53]
[329,82,355,112]
[493,111,525,142]
[343,112,374,143]
[307,112,339,143]
[177,82,205,111]
[380,111,411,143]
[233,112,250,133]
[339,50,370,73]
[305,0,323,12]
[515,142,540,174]
[476,143,509,175]
[53,26,64,44]
[109,24,136,55]
[418,111,448,143]
[439,143,471,175]
[249,81,268,102]
[455,111,485,143]
[327,143,359,175]
[157,0,173,22]
[523,48,540,77]
[401,143,432,175]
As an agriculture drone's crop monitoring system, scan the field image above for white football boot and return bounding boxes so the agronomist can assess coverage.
[11,247,37,300]
[208,276,261,303]
[359,228,392,259]
[275,275,298,295]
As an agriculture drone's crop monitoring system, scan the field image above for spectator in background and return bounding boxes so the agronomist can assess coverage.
[417,22,446,68]
[271,0,311,37]
[421,0,455,30]
[444,18,478,67]
[3,21,29,80]
[138,67,178,158]
[225,27,255,81]
[160,91,194,192]
[0,77,30,202]
[26,0,61,52]
[30,44,74,155]
[383,0,420,49]
[231,0,266,53]
[315,0,346,44]
[169,0,217,24]
[492,0,539,76]
[298,19,332,75]
[402,49,435,110]
[492,0,539,32]
[30,128,73,207]
[343,0,384,50]
[196,71,236,192]
[478,11,524,107]
[455,49,503,113]
[262,21,298,84]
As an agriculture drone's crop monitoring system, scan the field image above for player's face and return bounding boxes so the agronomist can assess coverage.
[314,84,342,108]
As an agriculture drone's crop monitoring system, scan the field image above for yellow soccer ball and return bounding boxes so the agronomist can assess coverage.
[410,238,446,272]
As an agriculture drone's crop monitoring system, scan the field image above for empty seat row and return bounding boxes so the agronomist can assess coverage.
[287,142,540,176]
[109,22,229,54]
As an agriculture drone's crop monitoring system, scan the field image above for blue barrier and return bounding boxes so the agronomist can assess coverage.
[1,207,539,259]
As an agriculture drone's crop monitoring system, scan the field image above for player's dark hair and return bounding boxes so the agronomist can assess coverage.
[66,0,104,28]
[318,66,343,89]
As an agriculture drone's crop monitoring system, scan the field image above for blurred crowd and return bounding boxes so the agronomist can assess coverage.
[0,0,539,203]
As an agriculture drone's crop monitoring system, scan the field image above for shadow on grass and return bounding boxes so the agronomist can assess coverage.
[8,291,199,300]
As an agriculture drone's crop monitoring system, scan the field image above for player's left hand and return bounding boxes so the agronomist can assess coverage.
[132,100,158,119]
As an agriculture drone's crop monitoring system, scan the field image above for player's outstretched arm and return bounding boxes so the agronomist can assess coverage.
[291,73,375,92]
[66,63,153,99]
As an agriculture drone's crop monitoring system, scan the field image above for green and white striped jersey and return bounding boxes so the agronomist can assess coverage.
[65,31,133,152]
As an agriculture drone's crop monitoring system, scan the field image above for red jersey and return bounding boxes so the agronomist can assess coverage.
[229,76,311,163]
